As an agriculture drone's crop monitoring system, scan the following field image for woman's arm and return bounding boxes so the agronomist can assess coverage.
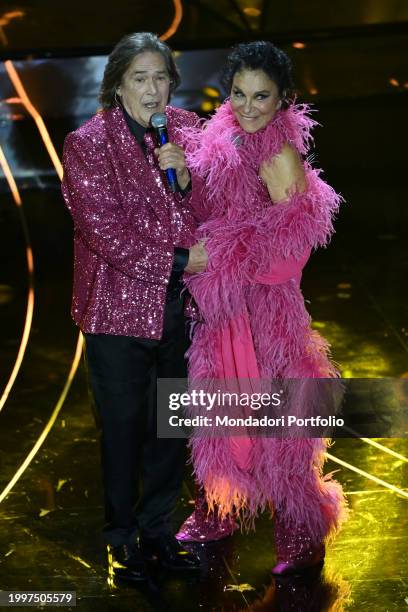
[185,160,342,325]
[259,143,306,204]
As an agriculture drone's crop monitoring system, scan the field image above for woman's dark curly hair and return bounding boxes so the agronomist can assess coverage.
[221,41,295,108]
[99,32,181,109]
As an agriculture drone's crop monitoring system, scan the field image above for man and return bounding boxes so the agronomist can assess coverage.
[61,32,206,583]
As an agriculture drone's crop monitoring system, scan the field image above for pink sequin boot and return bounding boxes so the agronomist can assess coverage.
[271,512,325,576]
[176,488,238,542]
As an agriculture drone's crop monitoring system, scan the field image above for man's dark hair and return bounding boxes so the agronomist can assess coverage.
[221,41,295,107]
[99,32,181,109]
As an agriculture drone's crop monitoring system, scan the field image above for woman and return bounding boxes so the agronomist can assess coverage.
[176,41,348,575]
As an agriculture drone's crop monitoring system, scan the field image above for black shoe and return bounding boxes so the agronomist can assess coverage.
[140,533,201,571]
[107,543,147,583]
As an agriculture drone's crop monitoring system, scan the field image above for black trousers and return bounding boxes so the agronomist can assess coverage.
[85,296,189,546]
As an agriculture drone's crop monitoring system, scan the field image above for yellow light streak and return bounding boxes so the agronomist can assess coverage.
[4,61,63,180]
[0,145,34,413]
[347,432,408,463]
[68,553,92,569]
[0,334,83,505]
[160,0,183,41]
[326,452,408,499]
[0,59,85,507]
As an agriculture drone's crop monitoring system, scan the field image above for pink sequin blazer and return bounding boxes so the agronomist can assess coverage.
[61,105,198,339]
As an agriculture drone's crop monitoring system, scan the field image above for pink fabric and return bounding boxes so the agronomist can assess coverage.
[218,248,311,471]
[183,102,348,541]
[218,310,259,471]
[254,248,311,285]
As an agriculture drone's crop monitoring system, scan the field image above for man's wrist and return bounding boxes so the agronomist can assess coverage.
[172,247,190,273]
[177,168,191,191]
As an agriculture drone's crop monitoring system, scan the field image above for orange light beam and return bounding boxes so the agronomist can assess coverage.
[3,11,25,20]
[0,64,84,506]
[0,333,84,505]
[4,60,63,180]
[160,0,183,41]
[326,452,408,499]
[0,145,35,413]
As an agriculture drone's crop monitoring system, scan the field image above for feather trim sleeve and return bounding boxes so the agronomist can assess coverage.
[185,166,343,326]
[253,165,343,267]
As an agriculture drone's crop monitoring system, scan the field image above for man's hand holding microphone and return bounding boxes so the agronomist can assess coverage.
[150,111,208,274]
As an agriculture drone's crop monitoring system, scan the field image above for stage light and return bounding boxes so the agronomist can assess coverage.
[326,452,408,499]
[203,87,220,98]
[359,438,408,462]
[4,61,63,180]
[0,334,84,505]
[243,7,261,17]
[292,42,306,49]
[0,146,34,413]
[201,100,214,112]
[160,0,183,41]
[0,67,84,504]
[2,11,25,20]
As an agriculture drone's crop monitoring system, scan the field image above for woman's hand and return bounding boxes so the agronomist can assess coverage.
[259,142,306,204]
[155,143,190,190]
[185,240,208,274]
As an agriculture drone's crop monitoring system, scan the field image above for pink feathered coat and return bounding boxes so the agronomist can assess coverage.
[181,101,348,543]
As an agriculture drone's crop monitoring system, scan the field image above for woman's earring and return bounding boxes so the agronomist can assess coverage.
[276,100,282,110]
[114,90,121,106]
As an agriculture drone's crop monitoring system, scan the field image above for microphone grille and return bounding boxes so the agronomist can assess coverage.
[150,112,167,129]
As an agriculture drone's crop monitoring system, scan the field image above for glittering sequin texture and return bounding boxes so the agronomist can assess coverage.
[61,105,198,338]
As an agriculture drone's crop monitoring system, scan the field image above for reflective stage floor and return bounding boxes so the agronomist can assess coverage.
[0,172,407,611]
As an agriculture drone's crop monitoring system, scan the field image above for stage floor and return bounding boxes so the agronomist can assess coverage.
[0,182,407,611]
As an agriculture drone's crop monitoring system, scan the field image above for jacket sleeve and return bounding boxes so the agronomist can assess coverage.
[61,131,173,284]
[187,172,212,223]
[185,166,343,326]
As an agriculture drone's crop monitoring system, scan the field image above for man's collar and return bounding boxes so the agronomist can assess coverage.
[122,105,151,145]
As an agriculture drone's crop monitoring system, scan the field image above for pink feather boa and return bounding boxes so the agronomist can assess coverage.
[181,101,343,327]
[180,101,348,542]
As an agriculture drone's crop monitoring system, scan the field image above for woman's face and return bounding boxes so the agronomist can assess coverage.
[230,69,281,133]
[117,51,171,127]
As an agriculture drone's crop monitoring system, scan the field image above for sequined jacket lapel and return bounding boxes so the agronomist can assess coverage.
[104,105,172,230]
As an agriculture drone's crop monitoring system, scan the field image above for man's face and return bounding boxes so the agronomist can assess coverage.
[117,51,171,127]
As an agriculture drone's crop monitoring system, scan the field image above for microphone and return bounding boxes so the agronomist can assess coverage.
[150,112,178,193]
